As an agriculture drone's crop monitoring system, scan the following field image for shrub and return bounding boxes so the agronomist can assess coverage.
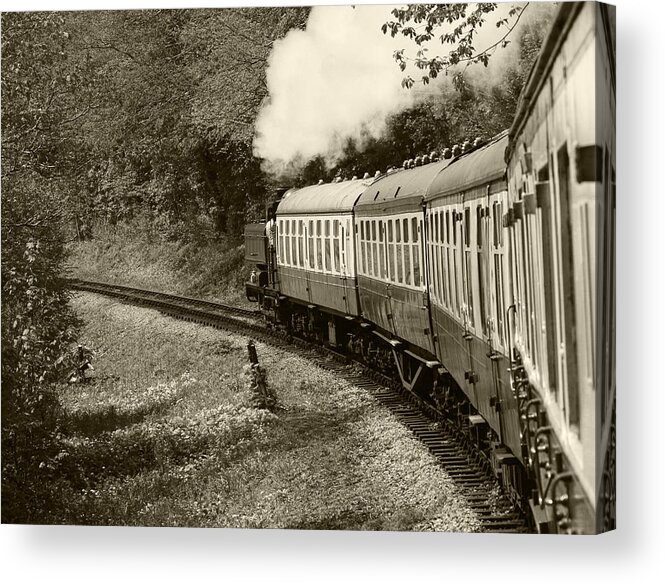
[1,173,81,523]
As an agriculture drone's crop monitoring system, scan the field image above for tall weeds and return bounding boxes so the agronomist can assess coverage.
[69,214,251,303]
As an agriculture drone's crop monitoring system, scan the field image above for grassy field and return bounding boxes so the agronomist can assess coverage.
[42,293,481,531]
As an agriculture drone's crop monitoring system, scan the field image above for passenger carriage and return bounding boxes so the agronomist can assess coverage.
[424,133,522,466]
[504,1,615,532]
[272,180,370,343]
[353,158,453,359]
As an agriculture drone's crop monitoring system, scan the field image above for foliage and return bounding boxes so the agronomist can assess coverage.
[0,175,83,522]
[1,5,552,523]
[382,2,529,89]
[1,12,93,523]
[72,7,309,238]
[68,215,251,303]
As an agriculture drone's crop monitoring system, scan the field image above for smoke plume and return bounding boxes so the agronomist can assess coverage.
[253,5,413,176]
[253,3,541,178]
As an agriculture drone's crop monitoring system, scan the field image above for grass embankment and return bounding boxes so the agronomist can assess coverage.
[45,293,480,531]
[68,218,251,305]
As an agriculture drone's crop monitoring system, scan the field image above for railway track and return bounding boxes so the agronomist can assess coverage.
[69,279,531,533]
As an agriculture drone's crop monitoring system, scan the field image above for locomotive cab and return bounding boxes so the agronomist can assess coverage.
[244,222,269,301]
[244,188,289,303]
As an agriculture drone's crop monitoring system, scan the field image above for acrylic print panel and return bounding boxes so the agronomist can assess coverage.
[2,1,614,535]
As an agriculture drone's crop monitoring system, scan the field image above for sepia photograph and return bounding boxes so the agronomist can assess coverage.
[2,0,616,545]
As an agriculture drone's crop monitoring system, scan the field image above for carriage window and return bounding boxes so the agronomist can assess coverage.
[412,218,420,286]
[403,218,409,243]
[308,221,315,269]
[285,220,291,266]
[363,221,372,274]
[464,207,471,247]
[442,245,449,307]
[494,255,505,345]
[378,222,386,279]
[287,220,296,265]
[362,221,368,275]
[404,243,412,286]
[333,239,340,273]
[434,238,441,302]
[277,220,282,263]
[557,144,579,429]
[413,238,420,287]
[395,218,401,243]
[324,224,331,272]
[465,251,474,325]
[324,219,331,271]
[363,221,370,275]
[316,220,322,270]
[372,221,379,276]
[388,238,395,281]
[396,239,404,283]
[361,222,367,275]
[333,220,340,274]
[477,206,487,334]
[298,221,304,267]
[492,202,500,248]
[452,252,459,315]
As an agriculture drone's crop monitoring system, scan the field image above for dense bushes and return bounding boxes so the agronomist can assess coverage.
[69,215,251,303]
[1,174,82,523]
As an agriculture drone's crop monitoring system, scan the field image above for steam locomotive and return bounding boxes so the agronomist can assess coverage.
[244,2,615,534]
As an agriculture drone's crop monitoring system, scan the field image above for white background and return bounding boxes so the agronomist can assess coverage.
[1,1,663,582]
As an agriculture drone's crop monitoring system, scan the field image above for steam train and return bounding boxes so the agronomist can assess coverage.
[244,2,615,534]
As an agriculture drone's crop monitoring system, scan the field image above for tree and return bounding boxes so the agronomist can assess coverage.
[382,2,530,89]
[69,7,310,239]
[2,11,89,522]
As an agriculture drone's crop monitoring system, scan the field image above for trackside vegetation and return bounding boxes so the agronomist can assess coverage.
[23,294,481,530]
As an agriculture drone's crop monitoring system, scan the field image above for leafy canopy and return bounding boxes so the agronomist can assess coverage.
[382,2,529,89]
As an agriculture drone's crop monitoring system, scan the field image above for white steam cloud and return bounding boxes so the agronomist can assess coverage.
[253,3,537,177]
[253,5,413,174]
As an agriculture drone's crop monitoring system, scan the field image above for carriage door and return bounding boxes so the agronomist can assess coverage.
[461,198,479,404]
[340,219,350,314]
